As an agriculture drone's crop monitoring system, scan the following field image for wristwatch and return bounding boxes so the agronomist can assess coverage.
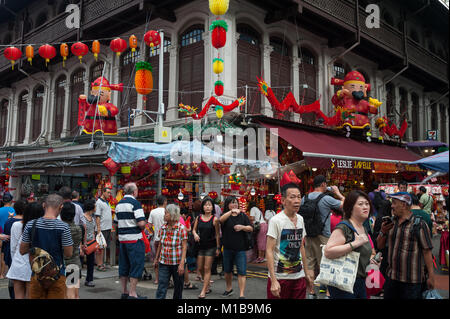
[379,231,387,238]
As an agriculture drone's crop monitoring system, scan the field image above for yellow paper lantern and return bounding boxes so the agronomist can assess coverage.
[216,106,224,119]
[209,0,229,15]
[213,58,224,74]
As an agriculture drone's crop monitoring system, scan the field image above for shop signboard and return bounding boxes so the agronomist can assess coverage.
[427,130,438,140]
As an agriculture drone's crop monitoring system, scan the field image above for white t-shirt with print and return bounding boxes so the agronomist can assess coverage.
[250,206,266,224]
[266,211,306,280]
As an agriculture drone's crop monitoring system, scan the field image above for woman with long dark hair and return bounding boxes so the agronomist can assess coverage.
[7,202,44,299]
[192,197,220,299]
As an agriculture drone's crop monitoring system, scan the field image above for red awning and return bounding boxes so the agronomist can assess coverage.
[260,122,421,164]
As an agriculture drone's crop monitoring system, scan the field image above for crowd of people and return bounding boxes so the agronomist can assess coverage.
[0,175,448,300]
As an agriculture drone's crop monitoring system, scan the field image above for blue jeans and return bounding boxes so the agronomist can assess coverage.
[329,277,367,299]
[384,277,423,299]
[118,240,145,279]
[155,263,184,299]
[223,249,247,276]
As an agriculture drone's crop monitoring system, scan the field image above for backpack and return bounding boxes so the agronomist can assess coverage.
[29,219,62,289]
[299,193,329,237]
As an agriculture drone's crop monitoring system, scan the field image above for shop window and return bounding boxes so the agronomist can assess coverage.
[270,37,290,57]
[0,100,8,146]
[237,24,261,114]
[120,48,140,127]
[333,62,350,93]
[18,92,28,144]
[70,68,85,136]
[32,86,44,141]
[54,75,66,139]
[399,87,408,124]
[148,39,171,58]
[178,25,204,115]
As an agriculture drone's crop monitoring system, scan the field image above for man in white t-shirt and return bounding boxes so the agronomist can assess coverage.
[266,183,312,299]
[148,195,167,284]
[95,186,113,271]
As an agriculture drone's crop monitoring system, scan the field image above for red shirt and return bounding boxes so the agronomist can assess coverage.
[158,222,188,265]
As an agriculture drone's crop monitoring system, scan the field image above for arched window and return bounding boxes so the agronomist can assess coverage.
[178,25,204,116]
[270,37,291,118]
[411,93,419,141]
[146,39,171,123]
[54,75,66,139]
[35,12,47,28]
[382,11,394,27]
[90,61,105,83]
[440,104,447,143]
[385,83,395,118]
[120,48,140,128]
[237,24,261,114]
[0,100,8,146]
[18,91,28,144]
[32,85,44,141]
[299,47,317,124]
[70,68,85,136]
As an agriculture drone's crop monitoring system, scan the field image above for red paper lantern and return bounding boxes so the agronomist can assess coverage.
[214,81,224,96]
[144,30,161,50]
[110,38,127,57]
[210,20,228,49]
[38,44,56,66]
[103,158,120,176]
[4,46,22,70]
[71,41,89,63]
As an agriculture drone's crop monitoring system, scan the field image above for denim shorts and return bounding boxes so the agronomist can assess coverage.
[198,247,216,257]
[223,249,247,276]
[118,240,145,279]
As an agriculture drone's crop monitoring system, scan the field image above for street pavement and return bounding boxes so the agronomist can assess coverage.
[0,234,447,299]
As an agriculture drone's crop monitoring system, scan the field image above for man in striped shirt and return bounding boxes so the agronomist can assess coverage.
[114,183,147,299]
[377,192,435,299]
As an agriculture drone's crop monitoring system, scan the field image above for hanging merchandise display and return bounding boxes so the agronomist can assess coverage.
[280,170,302,187]
[110,38,127,57]
[209,0,229,15]
[3,157,12,192]
[134,61,153,100]
[38,44,56,66]
[144,30,161,54]
[71,41,89,63]
[103,157,120,176]
[129,35,138,52]
[60,43,69,67]
[4,46,22,70]
[178,96,245,120]
[92,40,100,61]
[25,45,34,65]
[210,20,228,49]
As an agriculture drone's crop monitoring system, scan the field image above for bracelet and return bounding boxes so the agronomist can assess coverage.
[349,242,354,251]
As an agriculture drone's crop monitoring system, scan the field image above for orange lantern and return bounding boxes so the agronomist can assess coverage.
[71,41,89,63]
[135,61,153,98]
[60,43,69,67]
[129,35,138,52]
[92,40,100,61]
[38,44,56,66]
[25,45,34,65]
[110,38,127,57]
[4,46,22,70]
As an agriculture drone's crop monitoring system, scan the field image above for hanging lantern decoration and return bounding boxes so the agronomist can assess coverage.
[213,58,224,74]
[4,46,22,70]
[238,196,248,212]
[214,80,224,96]
[25,45,34,65]
[144,30,161,55]
[103,158,120,176]
[60,43,69,67]
[209,0,229,15]
[38,44,56,66]
[134,61,153,100]
[110,38,127,57]
[71,41,89,63]
[215,105,224,119]
[129,35,138,52]
[208,191,218,200]
[92,40,100,61]
[210,20,228,49]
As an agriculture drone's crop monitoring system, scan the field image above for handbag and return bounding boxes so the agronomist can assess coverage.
[96,232,107,249]
[141,230,151,254]
[84,239,99,255]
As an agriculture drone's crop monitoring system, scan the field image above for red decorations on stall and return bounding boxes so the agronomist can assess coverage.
[208,191,218,200]
[274,194,282,205]
[179,96,245,120]
[258,77,322,119]
[213,163,231,175]
[238,196,248,212]
[144,30,161,53]
[280,170,302,187]
[161,188,170,196]
[38,44,56,66]
[210,20,228,49]
[103,158,120,176]
[4,157,12,192]
[71,41,89,63]
[200,162,211,175]
[110,38,127,57]
[4,46,22,70]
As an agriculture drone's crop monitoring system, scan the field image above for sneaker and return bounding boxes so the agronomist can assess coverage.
[222,289,234,297]
[84,281,95,287]
[121,293,129,299]
[128,294,147,299]
[319,285,327,294]
[239,296,246,299]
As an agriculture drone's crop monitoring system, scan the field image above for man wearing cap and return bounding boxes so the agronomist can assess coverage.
[377,192,435,299]
[78,76,123,136]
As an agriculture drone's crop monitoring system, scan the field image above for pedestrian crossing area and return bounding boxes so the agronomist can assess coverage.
[246,270,268,279]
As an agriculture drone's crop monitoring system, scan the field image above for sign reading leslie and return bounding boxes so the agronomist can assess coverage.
[331,159,372,170]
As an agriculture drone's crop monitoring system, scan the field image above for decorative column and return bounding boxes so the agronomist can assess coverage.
[9,89,18,146]
[291,51,301,122]
[203,29,213,103]
[47,88,56,140]
[261,42,273,117]
[39,82,49,144]
[23,91,33,145]
[166,43,179,122]
[61,81,71,138]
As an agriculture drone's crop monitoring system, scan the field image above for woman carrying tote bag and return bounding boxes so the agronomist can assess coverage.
[322,190,378,299]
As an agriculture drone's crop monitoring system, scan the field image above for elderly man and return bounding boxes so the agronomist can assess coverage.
[114,183,147,299]
[377,192,435,299]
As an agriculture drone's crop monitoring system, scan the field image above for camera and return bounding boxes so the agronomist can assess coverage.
[382,216,393,224]
[326,186,333,192]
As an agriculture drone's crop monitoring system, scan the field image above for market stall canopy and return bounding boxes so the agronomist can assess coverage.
[108,140,270,168]
[259,122,421,166]
[410,151,449,173]
[406,140,449,148]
